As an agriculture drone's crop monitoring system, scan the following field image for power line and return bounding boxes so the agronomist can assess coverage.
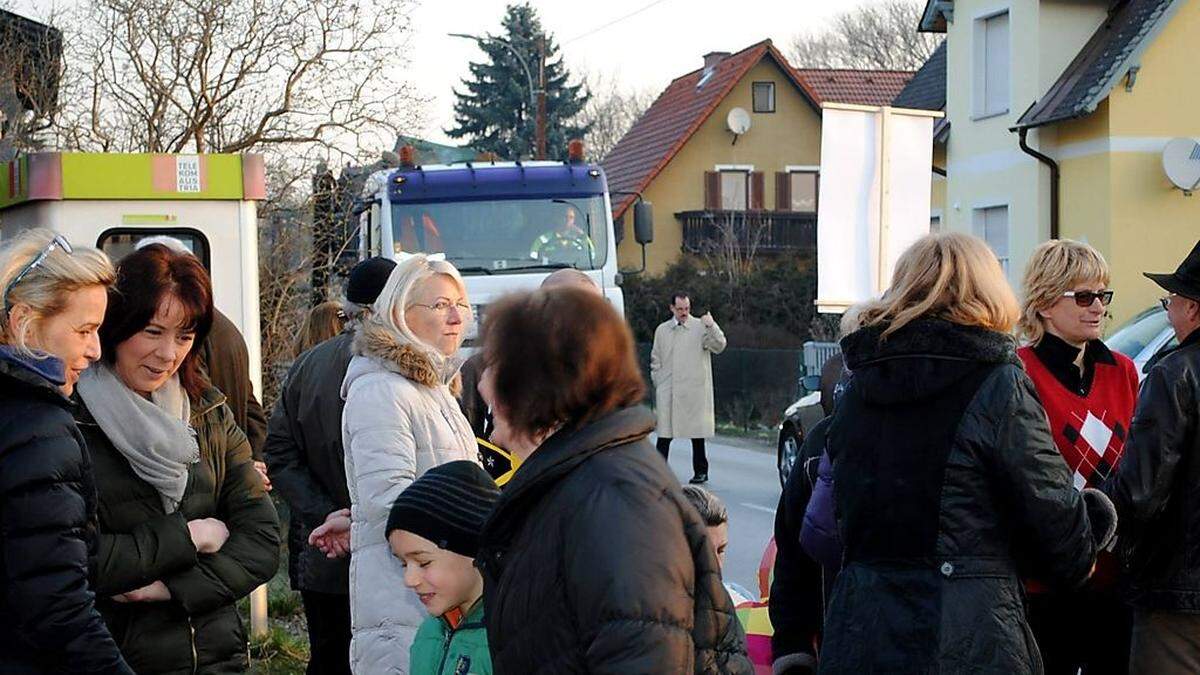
[562,0,674,45]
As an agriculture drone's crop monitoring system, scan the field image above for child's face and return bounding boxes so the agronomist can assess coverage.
[706,523,729,571]
[389,530,483,617]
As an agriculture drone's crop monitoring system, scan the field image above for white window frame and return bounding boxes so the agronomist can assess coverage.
[752,81,776,113]
[972,8,1011,120]
[972,203,1010,273]
[714,164,754,211]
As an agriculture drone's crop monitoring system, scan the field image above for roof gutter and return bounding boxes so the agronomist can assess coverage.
[1017,127,1059,240]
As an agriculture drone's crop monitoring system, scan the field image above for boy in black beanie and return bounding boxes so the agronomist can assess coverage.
[386,461,499,675]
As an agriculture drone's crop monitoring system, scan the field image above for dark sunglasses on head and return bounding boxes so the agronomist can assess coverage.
[1062,289,1114,307]
[3,234,73,313]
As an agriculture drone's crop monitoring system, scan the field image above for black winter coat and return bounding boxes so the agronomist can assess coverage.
[263,331,353,594]
[769,415,829,673]
[477,406,753,674]
[820,319,1097,674]
[0,353,133,674]
[77,386,280,675]
[1104,327,1200,611]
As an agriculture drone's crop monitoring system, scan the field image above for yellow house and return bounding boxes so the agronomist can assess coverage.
[603,39,912,275]
[919,0,1200,324]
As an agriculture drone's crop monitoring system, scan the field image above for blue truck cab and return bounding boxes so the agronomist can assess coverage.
[357,158,624,345]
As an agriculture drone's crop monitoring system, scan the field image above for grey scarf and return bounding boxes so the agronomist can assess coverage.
[77,363,199,512]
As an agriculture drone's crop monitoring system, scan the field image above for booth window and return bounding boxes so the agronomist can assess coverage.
[97,228,212,270]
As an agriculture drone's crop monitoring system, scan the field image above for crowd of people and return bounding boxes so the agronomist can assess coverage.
[4,224,1200,674]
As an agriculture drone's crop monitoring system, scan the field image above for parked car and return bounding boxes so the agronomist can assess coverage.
[1104,304,1176,380]
[776,376,824,487]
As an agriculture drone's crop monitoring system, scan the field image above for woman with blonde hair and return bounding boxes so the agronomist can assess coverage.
[324,254,480,674]
[1018,240,1138,675]
[0,230,133,673]
[818,232,1112,673]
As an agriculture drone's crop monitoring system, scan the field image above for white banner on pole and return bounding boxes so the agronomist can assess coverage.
[815,104,942,314]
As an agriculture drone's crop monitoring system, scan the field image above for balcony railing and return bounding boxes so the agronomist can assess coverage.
[677,210,817,254]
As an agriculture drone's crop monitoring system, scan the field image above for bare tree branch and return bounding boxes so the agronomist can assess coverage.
[789,0,942,71]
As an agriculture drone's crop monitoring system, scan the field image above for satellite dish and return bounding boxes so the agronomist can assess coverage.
[726,107,752,136]
[1162,137,1200,192]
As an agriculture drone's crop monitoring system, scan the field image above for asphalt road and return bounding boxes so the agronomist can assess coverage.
[657,434,781,595]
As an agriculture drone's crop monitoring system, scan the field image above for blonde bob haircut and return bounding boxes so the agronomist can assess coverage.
[0,228,115,355]
[1018,239,1110,345]
[856,232,1020,339]
[361,254,468,366]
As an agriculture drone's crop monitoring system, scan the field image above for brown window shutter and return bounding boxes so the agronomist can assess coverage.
[750,171,765,210]
[775,172,791,211]
[704,171,721,210]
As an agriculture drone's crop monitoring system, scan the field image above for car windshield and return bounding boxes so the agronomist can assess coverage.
[390,195,607,273]
[1105,306,1172,359]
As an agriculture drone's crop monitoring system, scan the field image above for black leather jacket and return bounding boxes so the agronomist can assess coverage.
[1104,327,1200,611]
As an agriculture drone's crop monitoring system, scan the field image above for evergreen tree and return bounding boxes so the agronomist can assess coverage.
[447,3,590,160]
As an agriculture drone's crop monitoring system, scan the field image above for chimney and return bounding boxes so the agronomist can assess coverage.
[703,51,730,70]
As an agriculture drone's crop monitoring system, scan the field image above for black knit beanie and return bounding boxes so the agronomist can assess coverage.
[346,257,396,305]
[385,461,500,558]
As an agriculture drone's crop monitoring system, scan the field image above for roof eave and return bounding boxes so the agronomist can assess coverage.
[920,0,952,33]
[1014,0,1183,131]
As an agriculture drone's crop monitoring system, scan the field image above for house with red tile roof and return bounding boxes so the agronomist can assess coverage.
[602,39,912,274]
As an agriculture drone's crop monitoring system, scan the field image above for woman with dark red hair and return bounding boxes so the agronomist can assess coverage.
[74,244,280,674]
[475,286,752,673]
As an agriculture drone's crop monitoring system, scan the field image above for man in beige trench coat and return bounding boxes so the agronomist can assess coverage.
[650,291,727,484]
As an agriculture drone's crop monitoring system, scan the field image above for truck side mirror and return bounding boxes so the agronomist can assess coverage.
[634,201,654,245]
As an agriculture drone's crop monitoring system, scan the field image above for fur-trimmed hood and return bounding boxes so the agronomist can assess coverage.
[350,321,462,393]
[840,318,1018,406]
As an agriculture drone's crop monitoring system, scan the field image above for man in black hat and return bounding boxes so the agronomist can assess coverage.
[1103,241,1200,674]
[263,256,396,675]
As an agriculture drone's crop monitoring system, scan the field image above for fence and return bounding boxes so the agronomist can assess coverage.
[637,344,805,430]
[802,340,842,377]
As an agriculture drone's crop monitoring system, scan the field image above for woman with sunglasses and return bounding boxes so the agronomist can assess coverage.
[1018,239,1140,675]
[0,230,134,673]
[307,254,480,674]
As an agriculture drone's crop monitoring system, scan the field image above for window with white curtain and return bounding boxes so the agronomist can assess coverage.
[973,205,1010,273]
[974,11,1010,117]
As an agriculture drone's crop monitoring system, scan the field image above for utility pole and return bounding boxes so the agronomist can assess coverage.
[536,35,547,161]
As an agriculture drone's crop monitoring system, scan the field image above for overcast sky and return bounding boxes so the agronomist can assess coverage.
[408,0,872,144]
[15,0,877,147]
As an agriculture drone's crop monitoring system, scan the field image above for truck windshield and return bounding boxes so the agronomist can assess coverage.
[391,195,608,273]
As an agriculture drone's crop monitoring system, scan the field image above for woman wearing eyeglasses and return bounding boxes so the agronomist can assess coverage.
[1018,239,1140,675]
[0,230,134,673]
[313,254,479,674]
[74,244,280,674]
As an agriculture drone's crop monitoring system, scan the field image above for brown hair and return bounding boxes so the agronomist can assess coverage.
[100,245,214,400]
[295,301,346,356]
[856,232,1019,338]
[481,287,646,440]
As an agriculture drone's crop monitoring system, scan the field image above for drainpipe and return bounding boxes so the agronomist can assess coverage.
[932,165,947,177]
[1018,127,1060,240]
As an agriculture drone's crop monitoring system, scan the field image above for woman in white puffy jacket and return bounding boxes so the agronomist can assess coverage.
[334,254,479,674]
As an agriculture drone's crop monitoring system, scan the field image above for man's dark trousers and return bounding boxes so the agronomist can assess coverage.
[301,590,352,675]
[656,437,709,476]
